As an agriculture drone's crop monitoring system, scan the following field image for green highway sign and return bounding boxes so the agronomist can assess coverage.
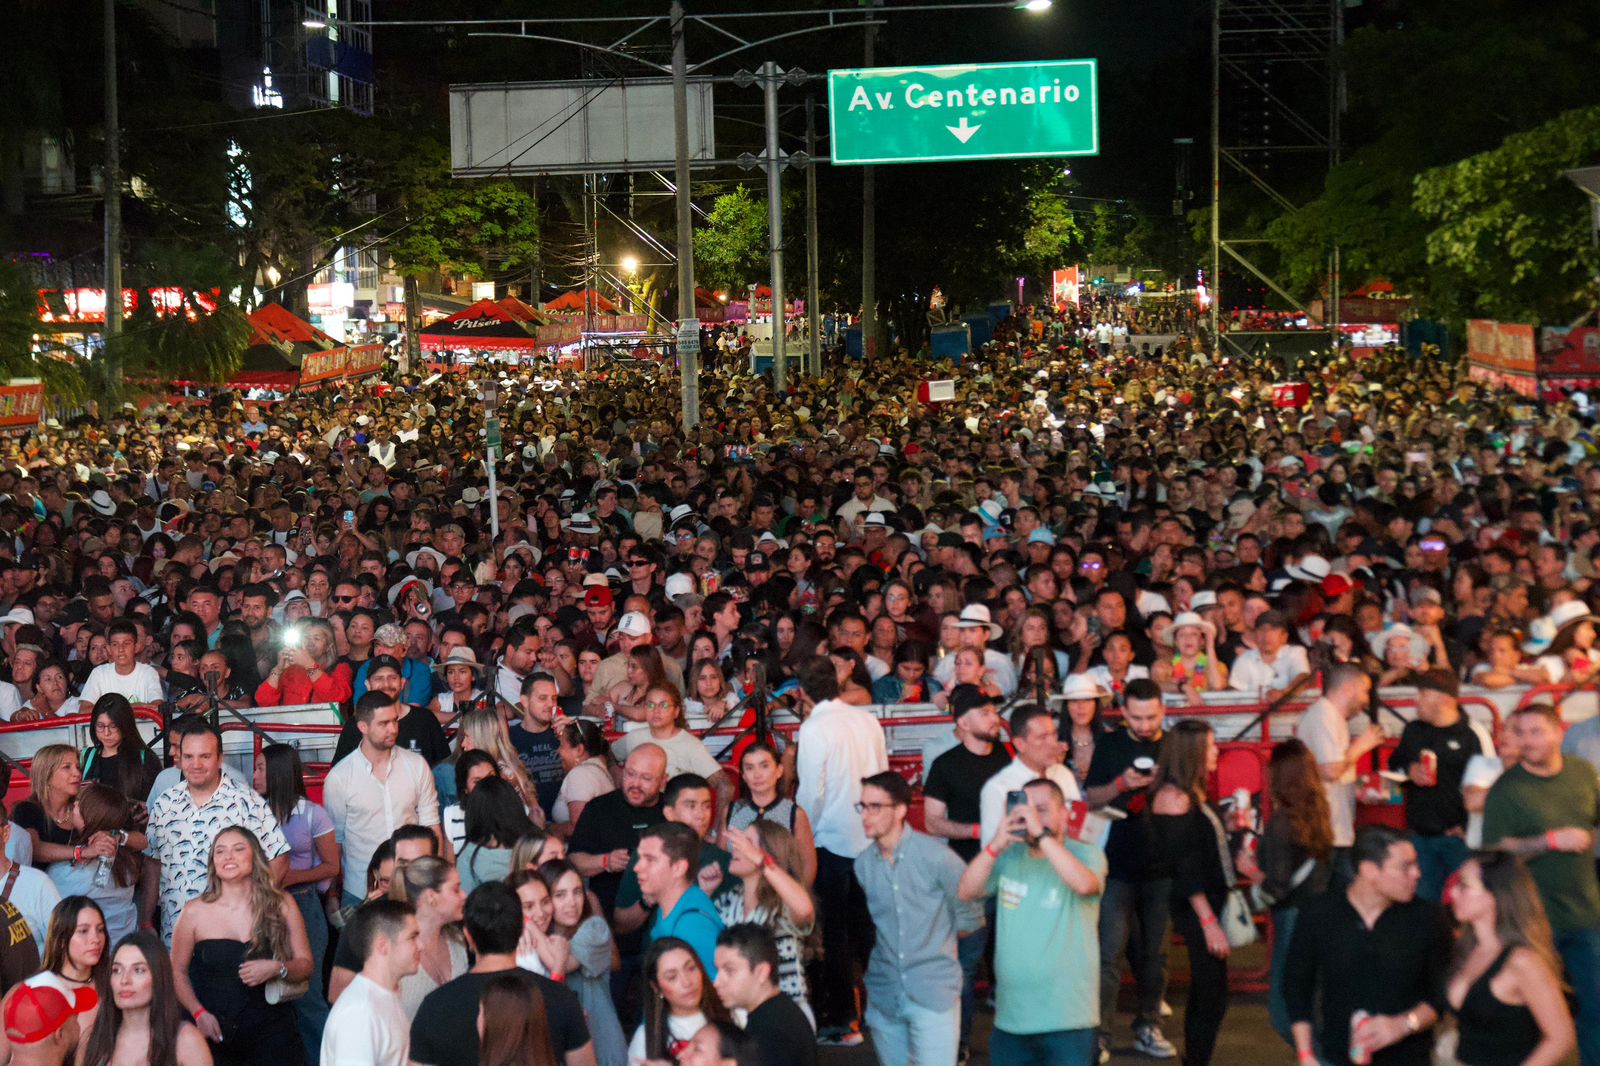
[827,60,1099,166]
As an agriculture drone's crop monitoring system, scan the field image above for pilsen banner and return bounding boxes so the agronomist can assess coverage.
[0,383,46,433]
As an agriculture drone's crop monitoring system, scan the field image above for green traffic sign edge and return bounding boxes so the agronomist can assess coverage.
[825,59,1100,166]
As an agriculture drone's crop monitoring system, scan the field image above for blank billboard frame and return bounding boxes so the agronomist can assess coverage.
[450,77,717,177]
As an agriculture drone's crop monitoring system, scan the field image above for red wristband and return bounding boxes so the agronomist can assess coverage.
[984,843,1001,860]
[970,824,981,841]
[1200,914,1218,927]
[1545,829,1561,852]
[549,970,566,983]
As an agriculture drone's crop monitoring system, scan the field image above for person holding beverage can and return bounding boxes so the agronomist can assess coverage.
[1387,669,1495,902]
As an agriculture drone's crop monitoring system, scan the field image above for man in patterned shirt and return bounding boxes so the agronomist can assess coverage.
[147,716,289,943]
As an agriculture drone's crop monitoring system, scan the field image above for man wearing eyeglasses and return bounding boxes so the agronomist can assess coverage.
[854,769,980,1066]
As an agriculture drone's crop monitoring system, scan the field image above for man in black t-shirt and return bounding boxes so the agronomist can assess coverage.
[921,684,1010,1060]
[1083,677,1175,1060]
[713,924,816,1066]
[569,743,668,916]
[331,656,449,766]
[409,882,591,1066]
[1387,668,1491,901]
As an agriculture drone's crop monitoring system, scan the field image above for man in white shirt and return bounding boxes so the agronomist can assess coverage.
[78,619,163,705]
[324,691,442,907]
[1295,663,1384,859]
[835,471,897,535]
[0,807,59,945]
[1228,610,1311,700]
[978,703,1082,844]
[147,717,289,942]
[793,656,888,1042]
[932,605,1019,697]
[320,898,419,1066]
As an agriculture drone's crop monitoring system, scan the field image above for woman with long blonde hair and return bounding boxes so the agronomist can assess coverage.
[436,705,538,813]
[1446,852,1574,1066]
[171,826,313,1064]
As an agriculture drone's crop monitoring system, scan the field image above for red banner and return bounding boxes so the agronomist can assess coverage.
[1467,319,1536,374]
[1540,327,1600,375]
[0,384,45,433]
[343,343,387,379]
[298,347,350,385]
[1468,363,1538,397]
[1052,267,1081,310]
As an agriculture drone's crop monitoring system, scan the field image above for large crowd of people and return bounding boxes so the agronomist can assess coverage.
[0,296,1592,1066]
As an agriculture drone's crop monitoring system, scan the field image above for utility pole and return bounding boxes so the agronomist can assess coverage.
[762,62,787,392]
[804,96,822,378]
[860,1,879,362]
[103,0,122,379]
[1208,0,1221,351]
[671,1,701,428]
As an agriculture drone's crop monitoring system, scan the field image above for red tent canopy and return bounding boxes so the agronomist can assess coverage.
[246,303,340,351]
[751,285,773,299]
[420,299,540,351]
[497,296,543,323]
[694,287,722,308]
[543,288,619,314]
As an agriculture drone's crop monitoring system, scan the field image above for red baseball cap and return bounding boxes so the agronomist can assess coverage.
[1321,574,1354,598]
[584,586,613,609]
[5,974,98,1044]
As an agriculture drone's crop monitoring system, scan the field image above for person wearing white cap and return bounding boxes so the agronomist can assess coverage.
[931,605,1018,698]
[1533,599,1600,686]
[581,612,684,721]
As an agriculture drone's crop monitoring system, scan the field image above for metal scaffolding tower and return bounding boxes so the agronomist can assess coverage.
[1210,0,1344,354]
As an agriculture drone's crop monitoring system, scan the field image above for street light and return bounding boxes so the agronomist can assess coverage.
[1018,0,1053,10]
[302,18,327,28]
[620,254,640,275]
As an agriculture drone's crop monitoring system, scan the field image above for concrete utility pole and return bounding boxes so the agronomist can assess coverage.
[861,0,879,361]
[805,96,822,377]
[103,0,123,377]
[671,2,701,428]
[762,62,787,392]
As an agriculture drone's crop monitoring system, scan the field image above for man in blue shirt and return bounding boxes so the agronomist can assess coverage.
[854,770,980,1066]
[638,821,724,977]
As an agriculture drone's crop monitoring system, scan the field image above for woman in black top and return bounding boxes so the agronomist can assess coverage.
[1151,719,1234,1066]
[1446,852,1573,1066]
[82,694,162,810]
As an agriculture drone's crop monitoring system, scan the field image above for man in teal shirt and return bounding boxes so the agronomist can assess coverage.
[959,776,1107,1065]
[637,821,725,978]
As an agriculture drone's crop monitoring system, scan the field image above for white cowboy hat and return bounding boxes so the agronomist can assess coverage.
[1550,600,1598,632]
[1284,554,1331,583]
[433,646,487,676]
[88,490,116,516]
[1062,673,1111,702]
[953,604,1004,640]
[1169,611,1215,640]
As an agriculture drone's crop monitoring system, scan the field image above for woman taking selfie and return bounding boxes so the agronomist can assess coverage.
[171,827,313,1065]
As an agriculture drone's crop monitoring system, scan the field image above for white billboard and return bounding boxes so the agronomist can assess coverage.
[450,78,717,176]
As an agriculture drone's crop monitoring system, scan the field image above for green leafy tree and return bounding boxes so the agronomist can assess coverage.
[1267,0,1600,302]
[1413,106,1600,324]
[383,142,540,369]
[692,185,769,294]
